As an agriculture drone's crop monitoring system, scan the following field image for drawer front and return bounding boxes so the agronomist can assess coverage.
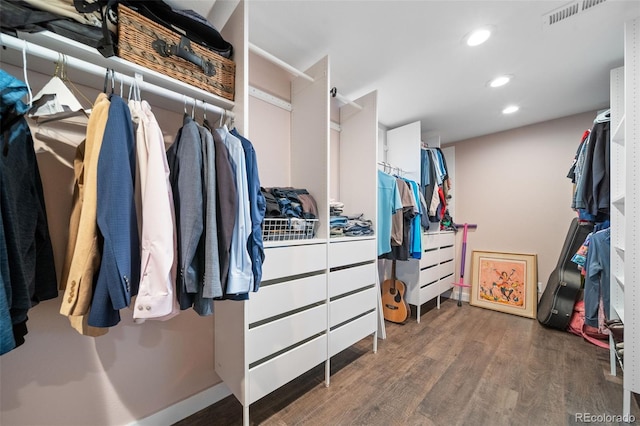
[328,263,375,298]
[329,239,376,268]
[248,304,327,364]
[249,334,327,404]
[439,232,455,248]
[419,249,439,268]
[422,232,439,250]
[249,274,326,323]
[438,260,455,279]
[262,243,327,281]
[439,245,455,262]
[329,286,376,327]
[329,311,376,357]
[420,264,440,286]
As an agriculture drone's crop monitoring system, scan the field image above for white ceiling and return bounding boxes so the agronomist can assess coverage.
[221,0,638,144]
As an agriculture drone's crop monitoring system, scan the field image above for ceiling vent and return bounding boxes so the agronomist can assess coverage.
[542,0,608,27]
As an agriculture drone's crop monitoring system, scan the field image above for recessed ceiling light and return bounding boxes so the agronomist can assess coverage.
[489,75,512,88]
[502,105,519,114]
[466,28,492,46]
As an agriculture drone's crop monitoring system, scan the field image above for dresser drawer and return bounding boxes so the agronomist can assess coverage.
[439,232,455,247]
[329,263,375,298]
[439,245,455,262]
[329,238,376,268]
[249,274,326,323]
[420,248,439,268]
[248,304,327,364]
[329,286,376,327]
[262,243,327,281]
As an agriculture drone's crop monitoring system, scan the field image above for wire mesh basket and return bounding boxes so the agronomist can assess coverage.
[262,218,319,241]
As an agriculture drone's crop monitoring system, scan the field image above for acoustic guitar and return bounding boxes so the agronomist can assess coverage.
[381,259,409,323]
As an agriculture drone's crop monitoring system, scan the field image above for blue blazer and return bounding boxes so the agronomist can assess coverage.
[89,94,140,327]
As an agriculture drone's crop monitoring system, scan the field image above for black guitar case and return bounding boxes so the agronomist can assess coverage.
[537,218,593,330]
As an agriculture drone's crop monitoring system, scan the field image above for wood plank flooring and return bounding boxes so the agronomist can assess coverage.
[174,298,638,426]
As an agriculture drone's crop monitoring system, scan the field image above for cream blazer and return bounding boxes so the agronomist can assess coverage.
[131,100,179,321]
[59,93,109,336]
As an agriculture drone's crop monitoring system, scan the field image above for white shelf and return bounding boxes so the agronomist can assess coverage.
[7,31,235,112]
[615,274,625,290]
[329,235,376,243]
[612,194,626,209]
[612,114,626,144]
[615,245,625,257]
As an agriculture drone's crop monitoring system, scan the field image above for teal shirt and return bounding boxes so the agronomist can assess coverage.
[377,170,403,256]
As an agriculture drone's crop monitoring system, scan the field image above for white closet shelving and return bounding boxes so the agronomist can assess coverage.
[609,17,639,419]
[385,121,456,322]
[328,90,379,374]
[214,25,378,424]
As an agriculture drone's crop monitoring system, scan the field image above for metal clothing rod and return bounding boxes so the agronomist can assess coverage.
[0,34,234,119]
[249,42,314,82]
[333,91,363,111]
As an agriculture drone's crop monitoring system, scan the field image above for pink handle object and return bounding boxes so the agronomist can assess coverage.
[453,223,477,306]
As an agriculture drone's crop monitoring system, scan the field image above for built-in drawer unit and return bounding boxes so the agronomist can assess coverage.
[249,274,326,323]
[329,238,376,268]
[262,242,327,281]
[420,248,439,269]
[329,262,375,297]
[329,311,377,357]
[329,286,376,327]
[248,334,327,404]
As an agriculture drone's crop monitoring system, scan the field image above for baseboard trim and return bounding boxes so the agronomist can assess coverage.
[129,382,232,426]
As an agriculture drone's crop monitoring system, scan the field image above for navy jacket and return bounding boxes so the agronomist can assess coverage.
[88,94,140,327]
[230,128,266,291]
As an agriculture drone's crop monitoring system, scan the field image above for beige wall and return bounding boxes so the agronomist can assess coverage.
[446,110,598,300]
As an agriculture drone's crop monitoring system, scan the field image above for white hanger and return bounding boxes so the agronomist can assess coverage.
[29,54,89,123]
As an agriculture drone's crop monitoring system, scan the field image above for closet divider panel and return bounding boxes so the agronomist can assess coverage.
[220,0,248,134]
[291,55,331,240]
[326,90,379,371]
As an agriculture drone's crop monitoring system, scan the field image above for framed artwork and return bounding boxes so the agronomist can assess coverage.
[470,251,538,319]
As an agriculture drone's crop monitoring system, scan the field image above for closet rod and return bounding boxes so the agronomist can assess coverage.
[330,87,363,111]
[0,34,234,119]
[249,42,314,82]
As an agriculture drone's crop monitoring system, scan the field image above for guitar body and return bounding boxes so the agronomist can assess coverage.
[537,218,594,330]
[382,278,409,323]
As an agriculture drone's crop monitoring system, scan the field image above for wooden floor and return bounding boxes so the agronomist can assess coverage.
[174,298,638,426]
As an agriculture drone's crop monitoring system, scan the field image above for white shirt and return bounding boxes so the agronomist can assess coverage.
[130,100,179,321]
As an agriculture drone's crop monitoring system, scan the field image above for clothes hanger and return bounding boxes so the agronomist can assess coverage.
[29,54,90,124]
[202,100,213,131]
[21,43,33,108]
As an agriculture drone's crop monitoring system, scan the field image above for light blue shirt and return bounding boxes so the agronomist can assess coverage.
[407,179,422,259]
[377,170,403,256]
[215,126,254,295]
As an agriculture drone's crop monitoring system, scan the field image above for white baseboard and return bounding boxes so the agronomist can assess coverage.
[443,289,470,303]
[129,382,232,426]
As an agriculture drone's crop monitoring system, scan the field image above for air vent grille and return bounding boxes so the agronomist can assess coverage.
[543,0,608,27]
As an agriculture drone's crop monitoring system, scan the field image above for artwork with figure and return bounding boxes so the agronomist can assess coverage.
[470,251,537,318]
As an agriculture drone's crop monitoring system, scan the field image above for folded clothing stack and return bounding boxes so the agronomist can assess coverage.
[330,213,373,238]
[262,187,318,219]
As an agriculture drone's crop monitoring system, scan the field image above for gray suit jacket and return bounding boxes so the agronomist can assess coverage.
[167,116,204,311]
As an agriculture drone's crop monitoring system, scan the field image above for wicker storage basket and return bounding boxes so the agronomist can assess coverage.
[117,4,235,101]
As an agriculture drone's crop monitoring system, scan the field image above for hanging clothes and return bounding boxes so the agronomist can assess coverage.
[214,125,253,296]
[574,111,610,219]
[377,170,403,256]
[583,227,611,328]
[230,128,266,292]
[59,92,110,336]
[0,70,58,353]
[210,124,236,295]
[130,99,179,322]
[380,177,416,261]
[88,94,140,328]
[167,115,206,311]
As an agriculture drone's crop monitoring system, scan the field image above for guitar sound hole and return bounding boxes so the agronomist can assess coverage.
[394,292,402,303]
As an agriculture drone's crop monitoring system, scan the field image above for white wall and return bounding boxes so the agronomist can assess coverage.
[447,111,598,300]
